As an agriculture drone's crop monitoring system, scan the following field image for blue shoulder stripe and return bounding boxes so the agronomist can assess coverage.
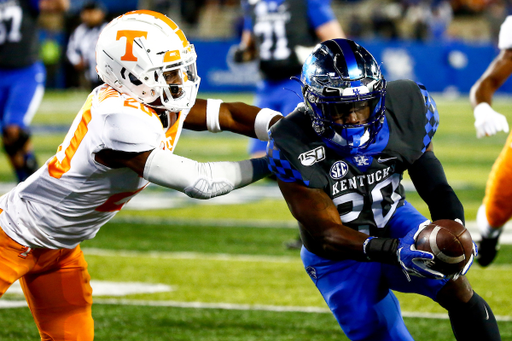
[266,139,309,185]
[417,82,439,152]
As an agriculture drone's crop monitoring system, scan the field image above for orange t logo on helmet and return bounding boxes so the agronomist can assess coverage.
[116,30,148,61]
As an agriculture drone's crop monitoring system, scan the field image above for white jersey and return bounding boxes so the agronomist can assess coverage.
[499,15,512,50]
[0,85,188,249]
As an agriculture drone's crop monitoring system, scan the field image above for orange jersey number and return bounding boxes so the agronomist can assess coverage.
[48,95,93,179]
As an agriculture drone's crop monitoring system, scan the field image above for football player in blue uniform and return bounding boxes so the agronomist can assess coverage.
[268,39,501,340]
[0,0,69,182]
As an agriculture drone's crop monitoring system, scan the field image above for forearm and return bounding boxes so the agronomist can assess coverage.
[279,180,368,260]
[315,20,346,41]
[470,77,497,108]
[408,151,464,224]
[207,100,282,140]
[363,237,399,264]
[312,227,369,261]
[470,49,512,108]
[143,149,270,199]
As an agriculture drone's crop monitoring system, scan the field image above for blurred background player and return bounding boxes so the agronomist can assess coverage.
[235,0,345,158]
[66,1,107,90]
[0,0,69,183]
[234,0,345,249]
[470,14,512,267]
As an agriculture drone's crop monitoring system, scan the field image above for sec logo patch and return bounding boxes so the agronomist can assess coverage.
[330,161,348,180]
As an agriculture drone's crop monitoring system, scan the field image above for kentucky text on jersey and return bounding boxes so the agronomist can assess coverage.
[331,165,394,195]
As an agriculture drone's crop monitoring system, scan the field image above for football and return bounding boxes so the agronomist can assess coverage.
[415,219,474,278]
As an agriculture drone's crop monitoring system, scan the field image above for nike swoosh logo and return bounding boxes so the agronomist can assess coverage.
[378,156,397,163]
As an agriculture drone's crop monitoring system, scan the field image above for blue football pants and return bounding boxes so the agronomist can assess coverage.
[301,202,450,341]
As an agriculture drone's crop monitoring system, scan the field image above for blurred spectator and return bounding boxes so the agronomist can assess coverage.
[66,1,107,90]
[451,0,488,15]
[370,1,402,40]
[403,0,453,41]
[484,0,509,44]
[180,0,207,27]
[429,0,453,40]
[0,0,69,183]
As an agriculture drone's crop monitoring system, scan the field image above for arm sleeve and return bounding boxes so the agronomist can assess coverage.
[143,148,270,199]
[408,151,465,224]
[307,0,337,29]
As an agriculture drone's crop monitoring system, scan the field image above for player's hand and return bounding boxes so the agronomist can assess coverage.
[233,46,246,63]
[453,241,477,280]
[397,221,445,281]
[474,102,509,138]
[233,46,255,63]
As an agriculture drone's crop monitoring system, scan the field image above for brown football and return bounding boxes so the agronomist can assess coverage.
[415,219,474,277]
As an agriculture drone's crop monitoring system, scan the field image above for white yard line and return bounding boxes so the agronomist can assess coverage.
[82,248,299,263]
[80,248,512,271]
[1,298,510,322]
[111,216,512,244]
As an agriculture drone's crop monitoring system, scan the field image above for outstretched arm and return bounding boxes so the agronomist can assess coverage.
[95,148,270,199]
[184,98,282,140]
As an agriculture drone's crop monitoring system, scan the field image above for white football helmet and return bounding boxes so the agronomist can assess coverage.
[96,10,200,112]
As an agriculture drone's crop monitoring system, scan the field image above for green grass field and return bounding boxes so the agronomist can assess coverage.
[0,90,511,340]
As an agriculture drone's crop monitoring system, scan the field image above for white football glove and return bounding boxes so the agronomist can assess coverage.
[473,102,509,138]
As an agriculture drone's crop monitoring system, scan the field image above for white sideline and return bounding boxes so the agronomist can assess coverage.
[1,298,511,322]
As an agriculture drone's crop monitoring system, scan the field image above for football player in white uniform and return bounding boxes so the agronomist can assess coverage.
[470,15,512,267]
[0,10,282,340]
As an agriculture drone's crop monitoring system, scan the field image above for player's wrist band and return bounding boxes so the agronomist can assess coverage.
[363,237,399,264]
[206,99,223,133]
[254,108,283,141]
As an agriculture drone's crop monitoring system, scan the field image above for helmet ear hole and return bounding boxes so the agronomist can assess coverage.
[128,73,142,86]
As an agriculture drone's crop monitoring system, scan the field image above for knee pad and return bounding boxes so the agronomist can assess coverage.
[3,128,30,156]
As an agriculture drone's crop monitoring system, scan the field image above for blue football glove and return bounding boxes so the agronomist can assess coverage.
[452,240,477,280]
[397,221,445,281]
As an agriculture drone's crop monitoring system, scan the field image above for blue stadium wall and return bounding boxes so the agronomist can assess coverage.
[193,39,512,95]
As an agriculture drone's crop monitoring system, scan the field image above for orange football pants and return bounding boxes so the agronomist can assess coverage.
[0,228,94,341]
[483,130,512,228]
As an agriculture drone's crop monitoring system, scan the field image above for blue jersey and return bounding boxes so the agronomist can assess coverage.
[0,0,40,68]
[242,0,336,80]
[268,80,439,236]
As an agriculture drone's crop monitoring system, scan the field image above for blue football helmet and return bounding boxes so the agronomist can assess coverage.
[300,39,386,154]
